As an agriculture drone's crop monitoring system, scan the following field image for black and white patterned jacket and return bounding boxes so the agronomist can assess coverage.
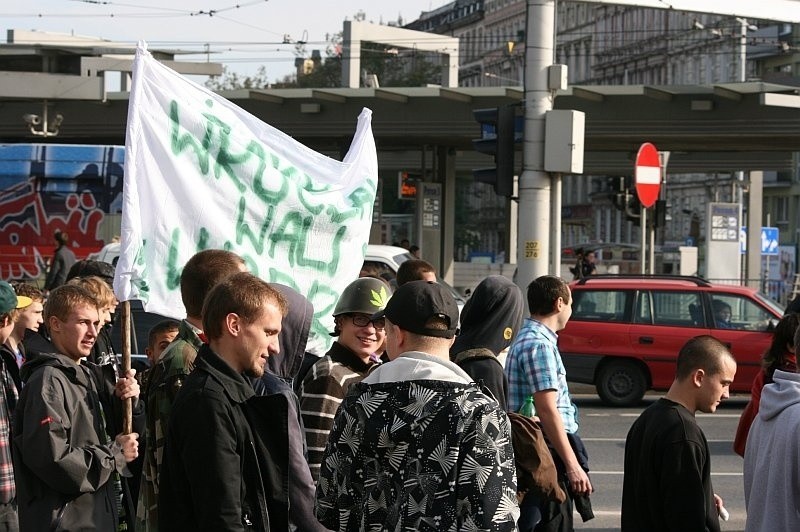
[316,351,519,531]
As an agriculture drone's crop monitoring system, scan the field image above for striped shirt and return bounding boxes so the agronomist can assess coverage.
[505,318,579,433]
[298,342,376,481]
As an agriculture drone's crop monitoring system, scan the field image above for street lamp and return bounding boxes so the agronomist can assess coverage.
[22,100,63,137]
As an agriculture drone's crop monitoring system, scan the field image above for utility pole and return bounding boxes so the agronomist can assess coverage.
[736,17,763,286]
[517,0,557,293]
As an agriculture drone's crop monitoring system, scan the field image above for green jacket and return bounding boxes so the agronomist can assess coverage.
[136,319,202,532]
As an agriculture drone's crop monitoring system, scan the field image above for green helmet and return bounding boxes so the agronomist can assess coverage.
[333,277,391,316]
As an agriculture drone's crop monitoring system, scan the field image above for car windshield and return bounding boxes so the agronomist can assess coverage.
[755,291,785,317]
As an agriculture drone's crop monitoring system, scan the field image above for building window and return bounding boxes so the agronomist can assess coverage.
[775,196,789,224]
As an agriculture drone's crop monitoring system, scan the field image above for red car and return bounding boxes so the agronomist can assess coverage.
[559,275,784,406]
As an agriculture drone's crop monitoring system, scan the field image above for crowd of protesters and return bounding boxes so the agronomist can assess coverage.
[0,246,793,531]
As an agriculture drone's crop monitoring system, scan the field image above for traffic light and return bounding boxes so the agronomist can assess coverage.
[608,175,642,226]
[472,106,515,197]
[625,194,642,226]
[654,199,668,228]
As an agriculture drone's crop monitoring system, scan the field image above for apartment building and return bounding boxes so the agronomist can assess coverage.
[405,1,798,274]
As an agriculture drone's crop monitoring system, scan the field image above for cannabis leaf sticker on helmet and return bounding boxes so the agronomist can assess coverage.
[370,286,390,309]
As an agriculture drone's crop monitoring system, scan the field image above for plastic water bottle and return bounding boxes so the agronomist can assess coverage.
[518,395,535,417]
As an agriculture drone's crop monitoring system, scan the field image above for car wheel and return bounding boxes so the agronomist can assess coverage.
[596,360,647,407]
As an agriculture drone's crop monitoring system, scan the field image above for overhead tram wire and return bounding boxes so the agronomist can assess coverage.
[68,0,268,16]
[67,0,194,14]
[7,1,270,21]
[188,0,268,17]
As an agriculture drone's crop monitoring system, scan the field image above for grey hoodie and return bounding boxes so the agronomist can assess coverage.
[13,352,128,531]
[363,351,473,385]
[743,369,800,532]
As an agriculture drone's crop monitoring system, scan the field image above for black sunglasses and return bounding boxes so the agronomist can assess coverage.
[349,314,386,329]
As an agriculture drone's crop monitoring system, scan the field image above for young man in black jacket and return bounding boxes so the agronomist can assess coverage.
[160,272,305,531]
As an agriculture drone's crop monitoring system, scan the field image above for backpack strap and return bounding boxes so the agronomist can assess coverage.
[453,348,503,368]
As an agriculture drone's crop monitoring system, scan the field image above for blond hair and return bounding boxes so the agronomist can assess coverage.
[66,276,116,308]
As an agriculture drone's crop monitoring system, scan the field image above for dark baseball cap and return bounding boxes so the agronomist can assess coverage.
[0,281,32,315]
[66,259,116,286]
[374,280,458,339]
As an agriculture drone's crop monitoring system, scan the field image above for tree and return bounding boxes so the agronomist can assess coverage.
[358,43,442,88]
[205,65,271,90]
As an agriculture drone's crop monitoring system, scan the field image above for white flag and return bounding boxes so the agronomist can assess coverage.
[115,43,378,354]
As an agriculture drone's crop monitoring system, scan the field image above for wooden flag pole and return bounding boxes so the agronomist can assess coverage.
[120,300,133,434]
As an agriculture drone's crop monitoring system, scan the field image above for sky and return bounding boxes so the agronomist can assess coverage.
[4,0,445,82]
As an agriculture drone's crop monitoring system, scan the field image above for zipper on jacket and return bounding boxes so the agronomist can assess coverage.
[51,501,70,531]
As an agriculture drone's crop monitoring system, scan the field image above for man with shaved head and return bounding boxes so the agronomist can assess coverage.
[622,336,736,531]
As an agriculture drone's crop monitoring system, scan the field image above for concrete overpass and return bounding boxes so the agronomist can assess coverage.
[2,81,799,280]
[1,83,798,174]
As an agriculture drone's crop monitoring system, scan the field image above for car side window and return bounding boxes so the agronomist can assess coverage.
[572,290,629,322]
[711,294,773,331]
[648,291,703,327]
[360,260,398,291]
[635,291,652,324]
[360,260,394,280]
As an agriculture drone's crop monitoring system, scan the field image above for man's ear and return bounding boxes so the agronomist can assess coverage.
[224,313,240,336]
[692,368,705,388]
[392,324,406,348]
[48,315,60,333]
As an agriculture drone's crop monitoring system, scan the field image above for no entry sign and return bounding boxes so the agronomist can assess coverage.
[634,142,661,208]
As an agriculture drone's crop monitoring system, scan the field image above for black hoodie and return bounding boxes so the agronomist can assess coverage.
[250,284,330,532]
[451,275,524,411]
[263,284,314,386]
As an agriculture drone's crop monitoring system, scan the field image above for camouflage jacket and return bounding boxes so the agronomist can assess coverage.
[136,320,203,532]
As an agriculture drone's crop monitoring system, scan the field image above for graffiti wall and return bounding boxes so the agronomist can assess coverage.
[0,144,124,280]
